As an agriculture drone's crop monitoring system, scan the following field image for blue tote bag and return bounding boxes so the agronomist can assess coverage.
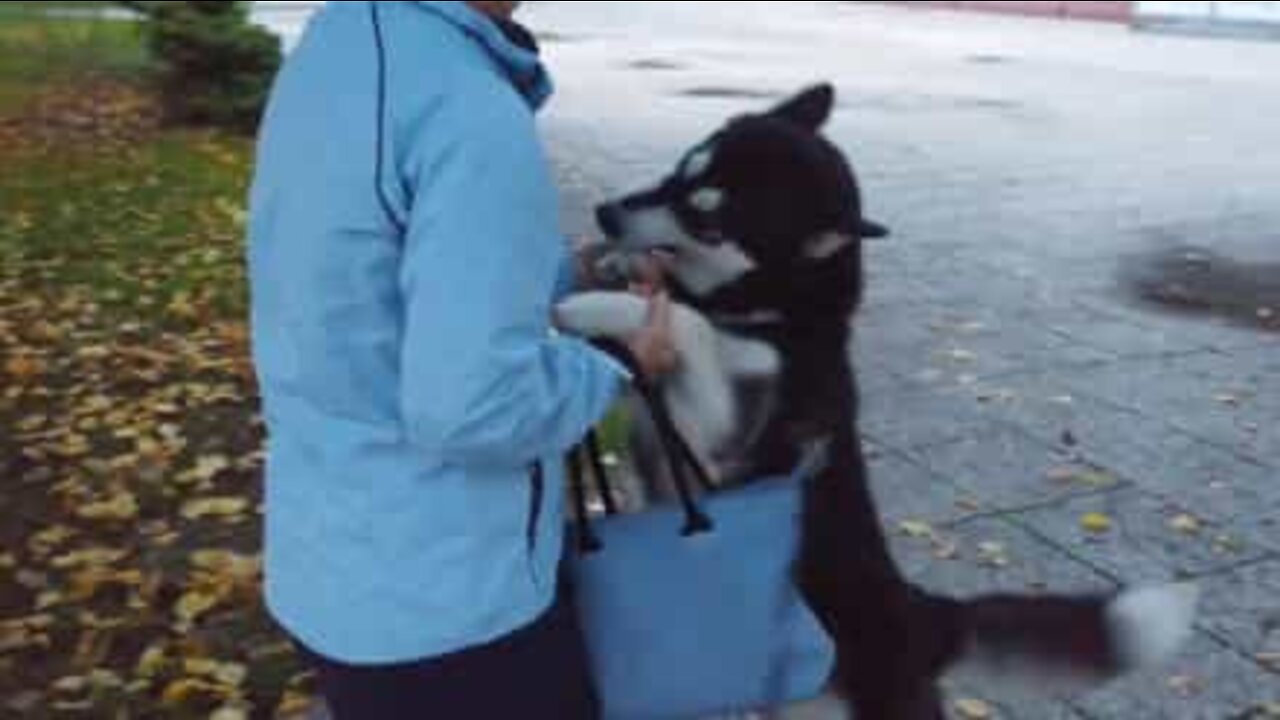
[566,353,837,719]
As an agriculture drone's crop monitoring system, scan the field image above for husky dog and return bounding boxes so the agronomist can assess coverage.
[556,85,1197,719]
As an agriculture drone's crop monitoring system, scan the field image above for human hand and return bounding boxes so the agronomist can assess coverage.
[624,291,678,380]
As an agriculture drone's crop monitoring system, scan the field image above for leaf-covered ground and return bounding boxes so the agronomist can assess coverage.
[1,12,314,720]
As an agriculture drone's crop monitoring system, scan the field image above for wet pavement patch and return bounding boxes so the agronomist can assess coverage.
[1120,244,1280,332]
[966,53,1016,65]
[952,96,1023,111]
[534,31,590,45]
[679,87,787,100]
[628,58,687,72]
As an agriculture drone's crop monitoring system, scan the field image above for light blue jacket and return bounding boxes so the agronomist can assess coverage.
[248,1,624,664]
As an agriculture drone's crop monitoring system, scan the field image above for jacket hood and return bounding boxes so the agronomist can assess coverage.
[415,1,553,109]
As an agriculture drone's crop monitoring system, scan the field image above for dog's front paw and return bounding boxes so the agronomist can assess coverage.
[590,249,641,288]
[555,291,652,340]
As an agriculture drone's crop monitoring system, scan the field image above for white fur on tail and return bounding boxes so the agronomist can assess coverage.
[1107,583,1200,670]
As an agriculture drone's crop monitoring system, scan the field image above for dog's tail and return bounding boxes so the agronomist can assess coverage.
[936,584,1200,686]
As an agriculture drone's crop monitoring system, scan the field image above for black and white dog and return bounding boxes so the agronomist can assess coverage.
[556,85,1198,720]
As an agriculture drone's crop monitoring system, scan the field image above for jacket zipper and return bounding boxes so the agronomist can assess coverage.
[526,461,545,586]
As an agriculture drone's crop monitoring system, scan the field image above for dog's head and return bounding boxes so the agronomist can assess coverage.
[595,84,887,315]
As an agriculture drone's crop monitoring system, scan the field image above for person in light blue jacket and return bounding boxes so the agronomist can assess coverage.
[247,2,674,716]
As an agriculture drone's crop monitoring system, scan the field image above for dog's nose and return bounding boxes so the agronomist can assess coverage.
[596,203,624,239]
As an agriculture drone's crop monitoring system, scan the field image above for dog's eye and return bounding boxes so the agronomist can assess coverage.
[681,146,716,180]
[688,187,726,214]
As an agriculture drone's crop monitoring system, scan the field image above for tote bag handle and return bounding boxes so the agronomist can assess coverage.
[569,339,718,554]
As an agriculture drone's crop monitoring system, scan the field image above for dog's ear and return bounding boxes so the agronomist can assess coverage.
[804,231,855,261]
[860,218,890,240]
[806,220,891,260]
[769,84,836,132]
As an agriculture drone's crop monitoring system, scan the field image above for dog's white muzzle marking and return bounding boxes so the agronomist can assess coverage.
[689,187,726,214]
[615,206,757,297]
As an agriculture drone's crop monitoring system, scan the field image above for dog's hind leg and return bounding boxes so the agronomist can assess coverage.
[795,438,962,720]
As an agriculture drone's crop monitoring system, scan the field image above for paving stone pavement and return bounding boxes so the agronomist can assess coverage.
[529,1,1280,717]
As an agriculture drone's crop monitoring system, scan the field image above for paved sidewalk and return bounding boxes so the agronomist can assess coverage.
[529,2,1280,717]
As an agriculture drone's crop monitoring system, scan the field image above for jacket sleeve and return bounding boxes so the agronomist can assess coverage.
[397,81,627,469]
[553,248,582,302]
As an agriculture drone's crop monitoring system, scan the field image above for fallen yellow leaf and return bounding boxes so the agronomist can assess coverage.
[932,538,961,561]
[75,395,113,417]
[1213,534,1243,555]
[15,414,47,433]
[1168,514,1203,536]
[67,568,144,603]
[178,455,232,486]
[166,294,199,321]
[1081,512,1114,535]
[76,492,140,523]
[976,542,1010,569]
[955,698,995,719]
[210,706,250,720]
[136,644,169,679]
[54,433,92,459]
[190,550,261,586]
[50,548,128,570]
[275,691,317,719]
[898,520,935,540]
[216,321,249,345]
[28,525,77,557]
[50,676,88,695]
[75,345,112,362]
[3,355,45,381]
[174,590,223,627]
[1046,466,1080,484]
[160,678,233,707]
[135,436,166,460]
[0,622,51,654]
[1167,674,1204,698]
[941,348,978,364]
[27,320,64,343]
[84,669,124,692]
[183,658,248,689]
[1078,470,1117,488]
[4,615,54,633]
[181,497,250,522]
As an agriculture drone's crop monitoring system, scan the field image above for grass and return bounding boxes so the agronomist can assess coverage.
[0,11,315,720]
[0,128,254,322]
[0,5,249,330]
[3,2,119,10]
[0,8,148,113]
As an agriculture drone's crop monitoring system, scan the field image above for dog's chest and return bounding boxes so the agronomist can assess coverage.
[709,327,784,467]
[706,318,853,479]
[715,326,783,380]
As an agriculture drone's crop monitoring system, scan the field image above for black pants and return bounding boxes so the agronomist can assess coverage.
[298,584,601,720]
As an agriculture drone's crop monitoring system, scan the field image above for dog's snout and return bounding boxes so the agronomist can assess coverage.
[596,203,624,239]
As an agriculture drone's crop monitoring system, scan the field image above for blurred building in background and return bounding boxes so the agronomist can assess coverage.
[881,1,1280,35]
[250,0,322,53]
[891,1,1133,22]
[248,1,1280,52]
